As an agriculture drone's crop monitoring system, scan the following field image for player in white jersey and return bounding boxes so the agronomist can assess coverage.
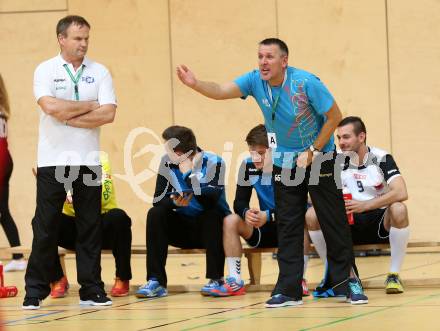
[306,116,409,294]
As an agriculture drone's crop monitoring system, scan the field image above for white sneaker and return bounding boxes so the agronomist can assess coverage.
[4,259,27,272]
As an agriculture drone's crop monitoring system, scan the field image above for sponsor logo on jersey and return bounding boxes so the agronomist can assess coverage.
[82,76,95,84]
[353,173,367,179]
[262,98,270,107]
[54,78,66,82]
[388,169,398,174]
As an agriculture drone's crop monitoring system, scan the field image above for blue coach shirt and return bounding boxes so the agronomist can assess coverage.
[234,66,335,168]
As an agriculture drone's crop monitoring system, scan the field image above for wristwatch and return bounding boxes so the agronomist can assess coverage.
[309,145,320,155]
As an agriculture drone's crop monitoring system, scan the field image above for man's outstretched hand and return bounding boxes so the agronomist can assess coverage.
[176,65,197,88]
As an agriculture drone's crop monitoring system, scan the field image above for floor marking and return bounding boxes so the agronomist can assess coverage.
[298,292,440,330]
[180,311,264,331]
[362,258,440,281]
[3,310,64,325]
[136,302,264,330]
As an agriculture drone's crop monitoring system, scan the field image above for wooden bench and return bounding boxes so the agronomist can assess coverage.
[4,241,440,290]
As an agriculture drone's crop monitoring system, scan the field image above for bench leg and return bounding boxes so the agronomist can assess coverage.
[245,252,262,285]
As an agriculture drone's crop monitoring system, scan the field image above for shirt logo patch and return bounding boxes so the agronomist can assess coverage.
[262,98,270,107]
[82,76,95,84]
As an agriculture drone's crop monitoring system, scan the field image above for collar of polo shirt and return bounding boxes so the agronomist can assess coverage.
[57,53,91,68]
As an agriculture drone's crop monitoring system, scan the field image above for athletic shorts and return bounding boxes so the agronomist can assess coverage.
[351,208,389,244]
[245,222,278,248]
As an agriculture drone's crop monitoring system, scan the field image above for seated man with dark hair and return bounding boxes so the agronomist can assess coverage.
[136,125,230,298]
[306,116,410,294]
[50,153,132,298]
[207,124,312,297]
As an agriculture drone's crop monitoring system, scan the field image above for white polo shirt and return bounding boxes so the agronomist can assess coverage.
[33,54,117,166]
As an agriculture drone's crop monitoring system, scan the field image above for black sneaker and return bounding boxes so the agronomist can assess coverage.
[22,297,41,310]
[79,293,112,306]
[265,294,303,308]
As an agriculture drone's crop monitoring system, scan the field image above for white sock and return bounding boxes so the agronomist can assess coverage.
[308,230,327,265]
[303,255,309,279]
[389,226,410,273]
[226,257,241,282]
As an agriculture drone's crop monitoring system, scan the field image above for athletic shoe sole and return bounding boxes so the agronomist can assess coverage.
[386,287,404,294]
[79,300,112,306]
[51,288,69,299]
[209,289,246,297]
[22,304,41,310]
[111,292,129,297]
[135,291,167,298]
[348,298,369,305]
[265,300,303,308]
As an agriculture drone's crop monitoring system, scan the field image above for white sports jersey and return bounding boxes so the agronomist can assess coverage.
[341,147,401,203]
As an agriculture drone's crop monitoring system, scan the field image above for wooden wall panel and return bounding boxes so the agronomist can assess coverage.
[68,0,173,245]
[278,0,391,151]
[388,0,440,240]
[0,11,66,246]
[0,0,66,12]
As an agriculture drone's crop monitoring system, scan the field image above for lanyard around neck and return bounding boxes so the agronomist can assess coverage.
[63,64,85,101]
[266,70,287,129]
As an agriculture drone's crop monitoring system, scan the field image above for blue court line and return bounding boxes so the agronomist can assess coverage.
[3,310,64,326]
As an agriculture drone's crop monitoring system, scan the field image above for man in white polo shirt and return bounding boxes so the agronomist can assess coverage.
[23,15,117,310]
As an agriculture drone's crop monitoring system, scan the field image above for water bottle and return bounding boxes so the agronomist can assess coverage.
[343,187,354,225]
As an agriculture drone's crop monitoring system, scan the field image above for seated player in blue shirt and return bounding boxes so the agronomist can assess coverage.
[205,124,312,297]
[136,125,231,298]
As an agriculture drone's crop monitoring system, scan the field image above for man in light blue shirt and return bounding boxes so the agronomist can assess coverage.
[177,38,367,307]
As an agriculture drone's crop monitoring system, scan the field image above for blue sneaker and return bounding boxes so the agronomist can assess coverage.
[313,287,337,298]
[347,278,368,305]
[136,279,168,298]
[200,279,224,296]
[265,294,303,308]
[313,278,347,298]
[313,277,336,298]
[209,276,246,297]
